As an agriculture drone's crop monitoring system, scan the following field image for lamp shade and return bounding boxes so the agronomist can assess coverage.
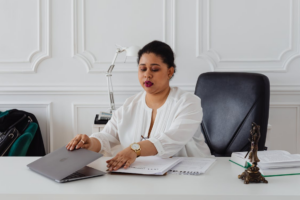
[125,45,140,57]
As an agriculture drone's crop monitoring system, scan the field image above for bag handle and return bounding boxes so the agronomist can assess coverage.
[20,116,33,133]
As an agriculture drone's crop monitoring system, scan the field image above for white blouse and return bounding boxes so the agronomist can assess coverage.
[90,87,211,158]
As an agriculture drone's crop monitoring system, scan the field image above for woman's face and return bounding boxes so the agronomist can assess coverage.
[138,53,174,95]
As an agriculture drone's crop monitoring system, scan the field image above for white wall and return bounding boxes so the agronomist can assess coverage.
[0,0,299,154]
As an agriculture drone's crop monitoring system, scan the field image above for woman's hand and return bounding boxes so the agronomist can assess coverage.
[66,134,101,152]
[106,147,137,171]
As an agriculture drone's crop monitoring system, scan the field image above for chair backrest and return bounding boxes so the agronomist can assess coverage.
[8,123,38,156]
[195,72,270,157]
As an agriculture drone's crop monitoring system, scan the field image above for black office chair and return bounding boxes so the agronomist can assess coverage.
[195,72,270,157]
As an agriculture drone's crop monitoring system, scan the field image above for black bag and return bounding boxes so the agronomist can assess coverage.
[0,128,20,156]
[0,109,46,156]
[0,114,29,156]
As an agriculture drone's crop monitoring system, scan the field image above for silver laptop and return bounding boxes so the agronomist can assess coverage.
[27,146,106,183]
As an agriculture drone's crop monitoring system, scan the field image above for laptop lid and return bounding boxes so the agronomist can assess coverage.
[27,146,103,181]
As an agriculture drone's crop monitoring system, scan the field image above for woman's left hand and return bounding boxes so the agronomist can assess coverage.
[106,147,137,171]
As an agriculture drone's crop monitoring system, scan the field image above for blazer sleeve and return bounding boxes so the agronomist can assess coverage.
[89,107,122,155]
[148,95,203,158]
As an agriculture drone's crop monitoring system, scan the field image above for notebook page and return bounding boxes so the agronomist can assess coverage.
[168,158,216,175]
[112,157,183,175]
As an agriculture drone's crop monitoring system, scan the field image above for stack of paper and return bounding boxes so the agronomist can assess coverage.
[111,157,216,176]
[230,150,300,177]
[112,157,184,175]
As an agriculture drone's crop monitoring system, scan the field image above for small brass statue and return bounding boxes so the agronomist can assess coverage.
[238,122,268,184]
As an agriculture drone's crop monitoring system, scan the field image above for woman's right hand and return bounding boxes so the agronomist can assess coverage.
[66,134,95,151]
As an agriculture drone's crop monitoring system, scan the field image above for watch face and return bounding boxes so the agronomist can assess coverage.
[131,143,140,150]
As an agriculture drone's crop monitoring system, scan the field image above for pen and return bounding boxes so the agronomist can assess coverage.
[140,135,149,141]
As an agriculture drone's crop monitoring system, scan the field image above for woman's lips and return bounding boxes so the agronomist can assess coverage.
[144,81,153,87]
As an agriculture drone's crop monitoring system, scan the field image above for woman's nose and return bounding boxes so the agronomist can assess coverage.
[144,71,152,78]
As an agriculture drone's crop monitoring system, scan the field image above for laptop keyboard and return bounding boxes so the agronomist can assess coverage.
[62,172,85,180]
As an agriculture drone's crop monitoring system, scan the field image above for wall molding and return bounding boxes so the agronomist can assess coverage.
[0,0,51,73]
[1,84,300,94]
[0,0,41,63]
[72,0,176,73]
[0,101,53,153]
[206,0,293,62]
[196,0,300,72]
[270,103,300,153]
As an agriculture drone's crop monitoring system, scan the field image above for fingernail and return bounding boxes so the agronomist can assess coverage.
[70,147,73,150]
[114,167,117,170]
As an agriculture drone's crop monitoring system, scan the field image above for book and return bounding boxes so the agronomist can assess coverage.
[230,150,300,177]
[167,158,216,176]
[98,111,112,120]
[259,166,300,177]
[111,157,184,175]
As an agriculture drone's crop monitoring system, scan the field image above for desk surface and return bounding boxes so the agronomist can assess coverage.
[0,157,300,200]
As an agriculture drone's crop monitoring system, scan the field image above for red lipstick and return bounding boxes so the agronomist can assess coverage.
[145,81,153,87]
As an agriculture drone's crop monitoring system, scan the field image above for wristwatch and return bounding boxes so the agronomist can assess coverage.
[130,143,141,157]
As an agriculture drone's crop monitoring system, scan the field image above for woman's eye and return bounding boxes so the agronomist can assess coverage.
[139,68,159,72]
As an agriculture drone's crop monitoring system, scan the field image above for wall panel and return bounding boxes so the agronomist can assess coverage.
[0,102,52,153]
[269,104,300,153]
[196,0,300,72]
[72,0,176,73]
[0,0,50,73]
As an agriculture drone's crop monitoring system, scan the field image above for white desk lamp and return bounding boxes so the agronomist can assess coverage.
[106,45,140,113]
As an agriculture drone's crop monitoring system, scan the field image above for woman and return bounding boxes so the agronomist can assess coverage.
[66,41,211,171]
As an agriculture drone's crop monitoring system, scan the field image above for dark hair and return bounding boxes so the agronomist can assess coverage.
[137,40,176,77]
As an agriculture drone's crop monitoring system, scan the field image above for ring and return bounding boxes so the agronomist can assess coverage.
[81,140,85,144]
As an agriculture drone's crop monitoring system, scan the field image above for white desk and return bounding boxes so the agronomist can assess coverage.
[0,157,299,200]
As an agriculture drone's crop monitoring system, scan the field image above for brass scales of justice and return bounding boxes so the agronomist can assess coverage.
[238,122,268,184]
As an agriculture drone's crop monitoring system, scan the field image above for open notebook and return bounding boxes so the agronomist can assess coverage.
[168,158,216,175]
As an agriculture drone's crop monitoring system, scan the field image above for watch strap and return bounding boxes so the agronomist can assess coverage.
[131,143,141,157]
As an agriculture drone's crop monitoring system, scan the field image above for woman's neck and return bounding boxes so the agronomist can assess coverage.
[145,86,171,109]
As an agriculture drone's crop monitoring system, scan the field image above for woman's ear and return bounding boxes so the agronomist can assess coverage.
[168,67,175,78]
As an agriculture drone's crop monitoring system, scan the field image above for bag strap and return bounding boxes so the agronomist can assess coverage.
[20,116,33,133]
[7,114,27,130]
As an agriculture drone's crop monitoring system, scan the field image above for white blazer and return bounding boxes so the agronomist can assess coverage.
[90,87,211,158]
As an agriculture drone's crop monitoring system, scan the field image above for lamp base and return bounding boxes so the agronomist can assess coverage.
[94,114,109,124]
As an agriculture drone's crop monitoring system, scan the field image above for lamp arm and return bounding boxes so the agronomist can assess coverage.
[107,48,124,74]
[106,74,115,113]
[106,49,123,113]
